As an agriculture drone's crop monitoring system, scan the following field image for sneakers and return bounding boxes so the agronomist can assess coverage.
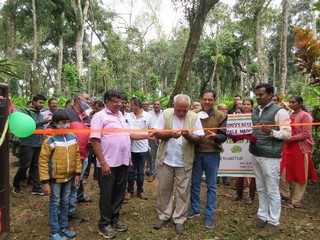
[112,221,128,232]
[99,225,116,239]
[49,233,67,240]
[174,223,185,235]
[12,185,21,195]
[258,224,279,238]
[204,218,214,228]
[253,218,268,229]
[153,219,170,229]
[187,209,200,219]
[31,189,45,196]
[68,212,87,222]
[61,227,76,238]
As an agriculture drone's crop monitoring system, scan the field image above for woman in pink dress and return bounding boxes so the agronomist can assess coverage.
[280,96,318,208]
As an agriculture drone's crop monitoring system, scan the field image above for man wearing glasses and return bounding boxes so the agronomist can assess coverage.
[187,89,227,229]
[90,90,131,239]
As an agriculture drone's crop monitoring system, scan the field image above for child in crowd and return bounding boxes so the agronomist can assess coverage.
[39,109,82,240]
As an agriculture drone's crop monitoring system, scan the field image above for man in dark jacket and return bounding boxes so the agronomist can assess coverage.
[13,94,50,195]
[65,92,92,221]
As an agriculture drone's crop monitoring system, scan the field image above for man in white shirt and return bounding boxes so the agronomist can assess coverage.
[146,99,162,182]
[125,97,152,200]
[249,83,291,238]
[153,94,204,235]
[41,98,59,128]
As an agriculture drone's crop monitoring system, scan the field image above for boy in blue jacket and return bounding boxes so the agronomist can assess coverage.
[39,109,82,240]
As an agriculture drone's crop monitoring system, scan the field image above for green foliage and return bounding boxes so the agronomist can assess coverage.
[123,90,169,110]
[248,62,260,74]
[211,54,227,64]
[0,59,19,80]
[11,96,28,108]
[312,105,320,122]
[148,73,160,91]
[290,82,320,107]
[62,64,81,96]
[11,95,68,109]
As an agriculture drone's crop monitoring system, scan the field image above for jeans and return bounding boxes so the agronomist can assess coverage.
[253,155,281,226]
[69,158,88,215]
[13,146,41,191]
[127,152,148,194]
[98,165,128,227]
[190,152,220,219]
[50,180,71,234]
[148,140,158,176]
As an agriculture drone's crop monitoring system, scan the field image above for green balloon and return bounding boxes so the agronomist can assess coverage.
[9,112,36,138]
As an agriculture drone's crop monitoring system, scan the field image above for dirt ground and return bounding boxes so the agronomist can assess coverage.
[7,153,320,240]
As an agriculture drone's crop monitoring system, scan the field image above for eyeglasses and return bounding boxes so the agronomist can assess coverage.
[109,99,122,105]
[202,98,214,102]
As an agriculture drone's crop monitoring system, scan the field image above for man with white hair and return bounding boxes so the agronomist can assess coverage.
[153,94,204,235]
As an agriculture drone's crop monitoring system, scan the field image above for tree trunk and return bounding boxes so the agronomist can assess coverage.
[31,0,37,96]
[254,0,269,83]
[72,0,89,77]
[272,53,276,89]
[9,0,17,64]
[168,0,219,106]
[311,0,317,38]
[88,27,94,95]
[239,65,243,95]
[56,10,65,95]
[280,0,291,94]
[216,72,221,99]
[210,25,220,89]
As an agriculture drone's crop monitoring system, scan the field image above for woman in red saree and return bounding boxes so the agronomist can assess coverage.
[280,96,318,208]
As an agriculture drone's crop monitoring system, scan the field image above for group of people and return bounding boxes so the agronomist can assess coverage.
[11,83,318,239]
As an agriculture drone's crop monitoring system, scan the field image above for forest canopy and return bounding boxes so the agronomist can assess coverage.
[0,0,320,106]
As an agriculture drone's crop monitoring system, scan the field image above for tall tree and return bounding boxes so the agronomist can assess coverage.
[72,0,89,77]
[254,0,270,83]
[311,0,317,37]
[168,0,219,106]
[280,0,292,93]
[31,0,38,95]
[56,7,65,95]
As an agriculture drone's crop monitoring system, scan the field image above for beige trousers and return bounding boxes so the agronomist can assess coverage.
[156,163,192,224]
[280,154,308,206]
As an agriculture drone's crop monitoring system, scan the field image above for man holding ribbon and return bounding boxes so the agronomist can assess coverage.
[153,94,204,235]
[249,83,291,238]
[187,89,227,229]
[90,90,131,239]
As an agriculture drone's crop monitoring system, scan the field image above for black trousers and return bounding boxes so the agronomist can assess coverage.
[13,146,41,191]
[98,165,128,228]
[84,148,97,179]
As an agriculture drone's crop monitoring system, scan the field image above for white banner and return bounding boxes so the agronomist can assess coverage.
[226,113,253,135]
[218,140,254,177]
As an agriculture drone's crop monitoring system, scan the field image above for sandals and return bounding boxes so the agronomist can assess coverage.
[282,203,301,209]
